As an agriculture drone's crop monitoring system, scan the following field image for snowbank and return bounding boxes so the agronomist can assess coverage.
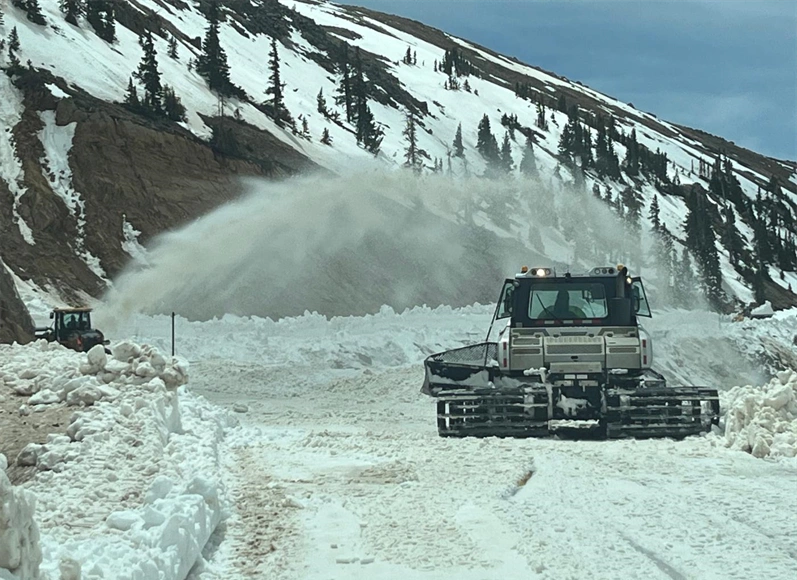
[0,340,234,580]
[0,461,41,580]
[722,369,797,458]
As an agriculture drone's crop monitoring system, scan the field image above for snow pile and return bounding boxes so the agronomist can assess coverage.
[0,340,233,580]
[722,369,797,458]
[1,340,186,411]
[0,460,42,580]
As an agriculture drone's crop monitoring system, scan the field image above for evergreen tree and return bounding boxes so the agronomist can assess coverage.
[0,5,4,26]
[519,134,538,177]
[402,110,422,173]
[721,203,744,267]
[167,36,178,59]
[265,37,286,124]
[622,187,644,230]
[648,195,661,232]
[673,248,697,306]
[402,46,412,65]
[301,116,310,138]
[162,85,186,121]
[535,102,548,131]
[476,114,498,161]
[196,0,232,95]
[320,127,332,145]
[7,26,20,67]
[557,117,578,167]
[133,32,163,115]
[9,26,20,53]
[333,43,353,122]
[683,188,724,307]
[123,77,140,111]
[85,0,115,42]
[316,88,329,116]
[356,103,383,154]
[652,225,675,291]
[452,122,464,157]
[60,0,84,26]
[624,128,640,177]
[351,47,381,152]
[17,0,46,25]
[500,131,513,173]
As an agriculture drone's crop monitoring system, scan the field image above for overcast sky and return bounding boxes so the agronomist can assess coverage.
[341,0,797,161]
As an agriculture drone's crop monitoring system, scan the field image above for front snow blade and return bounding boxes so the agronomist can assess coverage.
[604,386,720,439]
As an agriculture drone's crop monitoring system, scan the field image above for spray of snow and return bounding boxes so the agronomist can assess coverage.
[97,171,696,326]
[121,215,149,266]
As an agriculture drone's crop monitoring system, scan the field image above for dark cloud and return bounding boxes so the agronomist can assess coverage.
[343,0,797,160]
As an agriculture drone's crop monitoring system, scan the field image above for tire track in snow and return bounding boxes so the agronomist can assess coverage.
[621,535,687,580]
[224,445,305,578]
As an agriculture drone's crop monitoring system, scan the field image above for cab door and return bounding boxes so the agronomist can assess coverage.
[631,277,651,317]
[496,279,516,320]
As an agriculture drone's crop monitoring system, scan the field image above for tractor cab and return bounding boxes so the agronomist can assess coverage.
[35,307,108,352]
[497,265,651,329]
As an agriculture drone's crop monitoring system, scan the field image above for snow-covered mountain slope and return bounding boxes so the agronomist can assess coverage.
[0,0,795,322]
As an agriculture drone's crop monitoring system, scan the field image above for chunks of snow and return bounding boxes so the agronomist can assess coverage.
[16,444,42,467]
[0,338,228,580]
[112,340,141,362]
[86,344,107,370]
[0,468,42,579]
[105,511,140,532]
[722,369,797,458]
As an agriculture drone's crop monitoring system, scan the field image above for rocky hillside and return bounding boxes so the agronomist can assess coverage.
[0,0,795,328]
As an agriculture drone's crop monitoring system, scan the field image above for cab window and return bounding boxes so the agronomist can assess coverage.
[496,281,515,319]
[631,279,651,317]
[528,283,608,320]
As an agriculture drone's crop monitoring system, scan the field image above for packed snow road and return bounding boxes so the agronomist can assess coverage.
[154,306,797,580]
[187,362,797,580]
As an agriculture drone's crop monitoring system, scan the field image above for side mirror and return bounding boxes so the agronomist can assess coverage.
[49,312,54,319]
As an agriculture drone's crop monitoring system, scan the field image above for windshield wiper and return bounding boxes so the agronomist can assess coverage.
[535,293,562,321]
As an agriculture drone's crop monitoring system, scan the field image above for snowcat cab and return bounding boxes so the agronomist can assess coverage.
[34,307,109,353]
[423,265,720,439]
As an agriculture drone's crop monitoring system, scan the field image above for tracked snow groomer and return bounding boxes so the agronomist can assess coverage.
[423,265,720,439]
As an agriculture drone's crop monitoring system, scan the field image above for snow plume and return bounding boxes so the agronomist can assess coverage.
[98,171,693,324]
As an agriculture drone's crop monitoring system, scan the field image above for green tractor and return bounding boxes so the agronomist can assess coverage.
[34,307,109,353]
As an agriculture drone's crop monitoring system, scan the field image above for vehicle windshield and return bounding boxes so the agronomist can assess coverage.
[62,311,91,330]
[528,283,608,320]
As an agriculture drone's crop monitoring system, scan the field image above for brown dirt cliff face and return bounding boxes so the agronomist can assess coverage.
[0,261,34,344]
[0,69,318,314]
